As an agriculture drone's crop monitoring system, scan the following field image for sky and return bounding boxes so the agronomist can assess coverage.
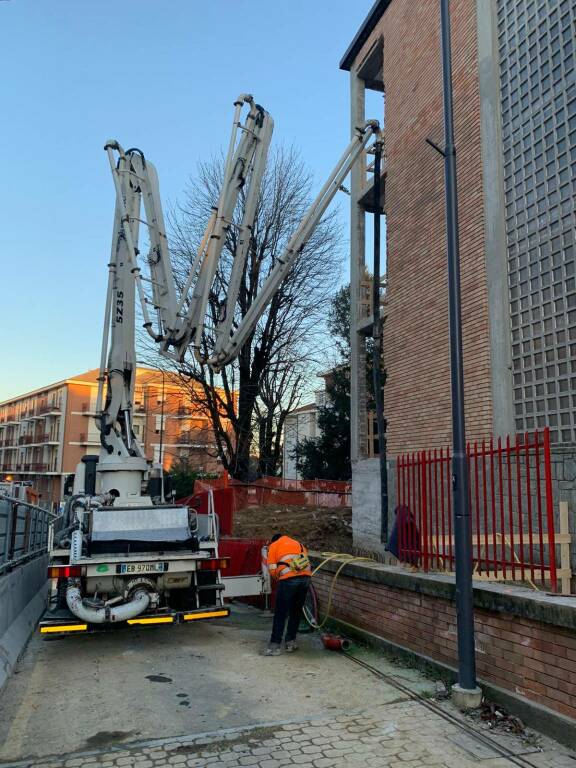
[0,0,382,401]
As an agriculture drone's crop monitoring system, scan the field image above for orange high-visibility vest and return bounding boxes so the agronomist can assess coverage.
[267,536,312,581]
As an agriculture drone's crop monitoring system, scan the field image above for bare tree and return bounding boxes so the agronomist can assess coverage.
[144,145,342,480]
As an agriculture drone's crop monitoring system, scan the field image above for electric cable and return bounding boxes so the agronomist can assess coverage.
[343,653,543,768]
[307,554,547,767]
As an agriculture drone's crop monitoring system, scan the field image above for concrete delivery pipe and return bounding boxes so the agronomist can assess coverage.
[66,580,153,624]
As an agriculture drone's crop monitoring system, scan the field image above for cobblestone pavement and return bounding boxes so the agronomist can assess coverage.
[5,698,575,768]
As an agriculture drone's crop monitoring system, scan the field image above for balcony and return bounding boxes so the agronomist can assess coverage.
[30,463,47,472]
[78,432,100,445]
[177,406,192,416]
[178,430,211,446]
[38,403,61,415]
[18,435,33,446]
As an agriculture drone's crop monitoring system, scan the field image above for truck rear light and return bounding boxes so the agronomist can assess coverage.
[198,557,229,571]
[48,565,83,578]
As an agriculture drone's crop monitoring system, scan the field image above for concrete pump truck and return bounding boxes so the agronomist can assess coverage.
[40,94,380,635]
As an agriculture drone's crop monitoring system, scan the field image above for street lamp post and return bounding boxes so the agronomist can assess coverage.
[427,0,481,706]
[157,369,166,503]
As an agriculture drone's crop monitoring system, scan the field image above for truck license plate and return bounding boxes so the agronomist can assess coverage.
[117,562,168,575]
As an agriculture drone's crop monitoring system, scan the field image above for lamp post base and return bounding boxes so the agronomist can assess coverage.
[451,683,483,711]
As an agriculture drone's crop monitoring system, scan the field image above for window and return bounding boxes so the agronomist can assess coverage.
[499,0,576,442]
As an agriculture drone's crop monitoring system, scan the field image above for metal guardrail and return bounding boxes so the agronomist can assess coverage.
[0,494,58,576]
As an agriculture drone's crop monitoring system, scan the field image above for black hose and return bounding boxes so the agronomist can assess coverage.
[343,654,539,768]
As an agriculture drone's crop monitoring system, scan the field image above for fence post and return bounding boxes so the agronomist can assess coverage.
[543,428,557,592]
[8,501,18,563]
[2,501,12,566]
[421,451,429,571]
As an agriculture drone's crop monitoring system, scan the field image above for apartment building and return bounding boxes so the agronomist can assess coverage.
[343,0,576,550]
[282,402,319,480]
[282,374,341,479]
[0,367,221,505]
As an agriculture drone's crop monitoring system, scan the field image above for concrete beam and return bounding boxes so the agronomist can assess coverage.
[349,70,368,464]
[476,0,515,437]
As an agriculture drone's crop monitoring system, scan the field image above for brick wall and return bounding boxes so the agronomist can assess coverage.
[312,561,576,722]
[352,0,493,454]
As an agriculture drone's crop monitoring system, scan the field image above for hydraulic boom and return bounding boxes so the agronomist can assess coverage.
[97,94,379,495]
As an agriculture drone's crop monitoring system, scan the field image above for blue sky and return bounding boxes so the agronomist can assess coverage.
[0,0,381,401]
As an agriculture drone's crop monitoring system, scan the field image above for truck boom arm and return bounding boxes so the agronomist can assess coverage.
[98,95,379,461]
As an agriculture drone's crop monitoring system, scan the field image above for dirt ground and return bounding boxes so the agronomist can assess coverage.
[232,503,352,552]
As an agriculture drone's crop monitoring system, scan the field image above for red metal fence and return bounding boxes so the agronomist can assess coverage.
[396,428,557,591]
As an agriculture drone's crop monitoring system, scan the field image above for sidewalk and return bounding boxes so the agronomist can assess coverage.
[5,697,574,768]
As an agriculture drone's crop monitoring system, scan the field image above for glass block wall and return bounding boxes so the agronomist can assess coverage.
[497,0,576,443]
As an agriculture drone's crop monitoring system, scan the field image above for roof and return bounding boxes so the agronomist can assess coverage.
[340,0,392,71]
[287,402,317,416]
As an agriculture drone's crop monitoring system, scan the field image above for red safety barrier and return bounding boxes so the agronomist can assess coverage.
[178,487,234,536]
[219,538,266,576]
[396,428,557,591]
[194,475,351,509]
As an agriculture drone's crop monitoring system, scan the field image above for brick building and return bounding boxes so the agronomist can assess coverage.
[343,1,576,550]
[0,367,222,506]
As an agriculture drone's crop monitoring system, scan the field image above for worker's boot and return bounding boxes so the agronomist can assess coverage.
[262,643,282,656]
[284,640,298,653]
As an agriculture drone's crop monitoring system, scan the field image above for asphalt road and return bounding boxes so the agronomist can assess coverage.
[0,605,410,763]
[0,605,573,768]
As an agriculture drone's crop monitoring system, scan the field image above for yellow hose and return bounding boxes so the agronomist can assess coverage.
[306,552,377,630]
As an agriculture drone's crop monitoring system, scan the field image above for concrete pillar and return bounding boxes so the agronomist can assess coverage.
[350,69,367,462]
[476,0,514,437]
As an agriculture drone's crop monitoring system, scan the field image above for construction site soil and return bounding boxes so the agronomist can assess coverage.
[232,503,353,552]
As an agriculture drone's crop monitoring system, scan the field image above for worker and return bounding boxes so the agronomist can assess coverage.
[262,533,312,656]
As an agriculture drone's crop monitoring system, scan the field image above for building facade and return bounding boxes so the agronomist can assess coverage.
[343,0,576,550]
[282,376,335,480]
[0,368,222,505]
[282,403,319,480]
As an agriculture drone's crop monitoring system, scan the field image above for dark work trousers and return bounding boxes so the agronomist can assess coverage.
[270,575,311,645]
